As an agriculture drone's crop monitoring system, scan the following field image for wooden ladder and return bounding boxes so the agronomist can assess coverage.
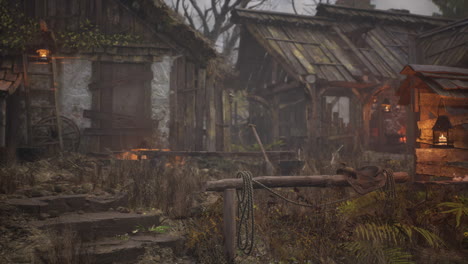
[22,54,63,150]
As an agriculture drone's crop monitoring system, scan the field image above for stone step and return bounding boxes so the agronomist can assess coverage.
[7,193,128,217]
[83,234,185,264]
[31,211,161,242]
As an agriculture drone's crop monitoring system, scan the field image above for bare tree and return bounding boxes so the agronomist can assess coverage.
[169,0,268,59]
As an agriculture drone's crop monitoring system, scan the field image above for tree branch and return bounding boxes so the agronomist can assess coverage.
[188,0,211,36]
[291,0,298,14]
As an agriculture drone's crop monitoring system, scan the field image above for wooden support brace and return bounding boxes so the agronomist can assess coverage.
[223,189,236,263]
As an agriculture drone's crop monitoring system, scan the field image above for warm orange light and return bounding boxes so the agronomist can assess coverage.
[116,148,170,160]
[438,134,447,143]
[36,49,50,60]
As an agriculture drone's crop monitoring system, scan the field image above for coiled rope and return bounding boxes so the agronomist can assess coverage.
[235,169,396,255]
[236,171,255,254]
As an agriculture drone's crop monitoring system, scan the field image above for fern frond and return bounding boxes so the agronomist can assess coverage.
[383,247,415,264]
[343,242,414,264]
[354,222,443,248]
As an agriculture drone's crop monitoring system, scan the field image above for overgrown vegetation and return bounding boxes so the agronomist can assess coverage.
[0,0,140,53]
[1,152,467,263]
[187,185,468,263]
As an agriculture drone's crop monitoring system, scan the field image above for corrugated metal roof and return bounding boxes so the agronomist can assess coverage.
[400,64,468,99]
[233,8,448,84]
[316,4,453,27]
[417,18,468,67]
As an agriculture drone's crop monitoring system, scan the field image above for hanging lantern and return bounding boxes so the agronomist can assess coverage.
[381,98,391,113]
[432,115,453,147]
[36,49,50,61]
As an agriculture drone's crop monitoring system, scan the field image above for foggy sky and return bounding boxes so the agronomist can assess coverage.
[176,0,441,16]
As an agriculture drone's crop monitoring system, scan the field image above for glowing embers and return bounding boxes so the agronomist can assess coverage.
[398,126,406,143]
[116,148,170,160]
[114,149,185,167]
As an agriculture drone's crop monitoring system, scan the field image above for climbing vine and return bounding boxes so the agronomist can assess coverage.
[55,19,141,50]
[0,0,140,53]
[0,0,39,53]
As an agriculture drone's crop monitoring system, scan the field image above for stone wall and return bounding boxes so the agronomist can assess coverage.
[58,59,92,151]
[150,56,172,148]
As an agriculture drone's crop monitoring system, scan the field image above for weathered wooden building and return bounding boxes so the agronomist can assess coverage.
[398,18,468,180]
[232,4,452,157]
[1,0,228,160]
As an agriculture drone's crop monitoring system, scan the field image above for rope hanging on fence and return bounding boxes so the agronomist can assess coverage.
[236,171,255,255]
[235,169,397,255]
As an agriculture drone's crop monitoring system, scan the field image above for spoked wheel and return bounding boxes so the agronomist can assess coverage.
[32,116,80,152]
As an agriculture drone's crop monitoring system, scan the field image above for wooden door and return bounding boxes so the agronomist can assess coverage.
[99,62,152,150]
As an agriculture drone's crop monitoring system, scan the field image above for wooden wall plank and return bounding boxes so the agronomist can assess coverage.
[416,148,468,163]
[195,68,206,150]
[416,164,468,178]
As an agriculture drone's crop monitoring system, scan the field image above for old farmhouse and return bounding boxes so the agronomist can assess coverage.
[0,0,230,161]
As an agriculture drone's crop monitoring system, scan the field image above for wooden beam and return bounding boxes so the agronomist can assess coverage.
[266,81,301,95]
[84,127,150,136]
[322,82,375,90]
[83,109,144,122]
[137,150,296,159]
[205,172,409,192]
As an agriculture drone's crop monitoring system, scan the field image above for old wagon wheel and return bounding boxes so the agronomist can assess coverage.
[32,116,80,151]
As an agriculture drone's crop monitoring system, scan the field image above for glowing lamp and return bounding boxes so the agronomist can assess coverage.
[36,49,50,61]
[381,98,391,113]
[432,115,453,148]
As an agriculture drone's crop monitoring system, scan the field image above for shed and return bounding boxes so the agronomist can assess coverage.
[398,18,468,180]
[1,0,228,159]
[232,4,451,157]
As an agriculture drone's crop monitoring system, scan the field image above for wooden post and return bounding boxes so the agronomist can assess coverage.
[22,55,32,146]
[223,89,232,151]
[195,68,206,150]
[206,76,216,151]
[223,189,236,263]
[305,83,319,157]
[271,95,280,144]
[51,57,64,151]
[0,95,5,147]
[169,58,178,150]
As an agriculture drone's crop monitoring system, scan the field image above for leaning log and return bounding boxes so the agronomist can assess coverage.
[205,172,410,192]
